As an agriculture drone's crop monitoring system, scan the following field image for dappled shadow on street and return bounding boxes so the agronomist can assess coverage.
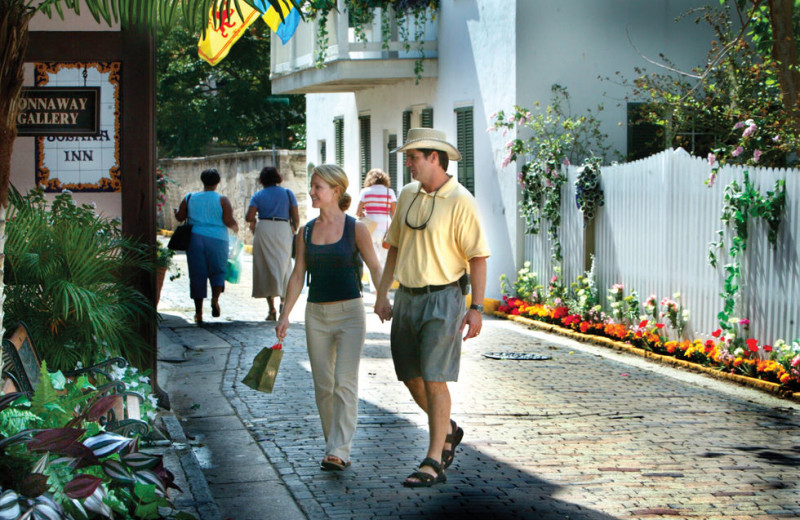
[187,318,621,520]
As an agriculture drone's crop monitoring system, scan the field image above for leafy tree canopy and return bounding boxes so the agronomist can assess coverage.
[156,21,305,158]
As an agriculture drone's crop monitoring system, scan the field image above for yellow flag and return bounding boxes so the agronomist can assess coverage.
[259,0,293,32]
[198,2,262,66]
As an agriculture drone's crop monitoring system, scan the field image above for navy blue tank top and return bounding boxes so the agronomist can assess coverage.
[305,215,362,303]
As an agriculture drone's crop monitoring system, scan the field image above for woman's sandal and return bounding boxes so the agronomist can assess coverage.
[441,419,464,469]
[211,301,220,317]
[266,310,277,321]
[402,457,446,488]
[320,455,350,471]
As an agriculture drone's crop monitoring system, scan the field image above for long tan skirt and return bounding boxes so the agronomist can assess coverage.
[252,220,293,298]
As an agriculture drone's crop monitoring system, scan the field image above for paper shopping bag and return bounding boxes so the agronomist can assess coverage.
[241,343,283,393]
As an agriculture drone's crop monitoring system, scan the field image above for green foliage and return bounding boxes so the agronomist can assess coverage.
[156,21,305,157]
[4,187,156,371]
[628,2,800,163]
[499,261,544,303]
[305,0,438,80]
[574,157,604,220]
[707,171,786,331]
[0,369,192,520]
[492,85,615,272]
[567,257,601,319]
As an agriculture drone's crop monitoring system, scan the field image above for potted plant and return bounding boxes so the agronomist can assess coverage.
[155,243,181,306]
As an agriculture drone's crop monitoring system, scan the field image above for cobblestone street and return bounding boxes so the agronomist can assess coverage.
[158,248,800,520]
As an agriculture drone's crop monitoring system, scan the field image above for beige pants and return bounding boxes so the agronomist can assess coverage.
[305,298,366,462]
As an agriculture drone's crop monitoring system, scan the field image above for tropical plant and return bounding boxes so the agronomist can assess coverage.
[0,0,298,361]
[0,366,193,520]
[4,187,157,372]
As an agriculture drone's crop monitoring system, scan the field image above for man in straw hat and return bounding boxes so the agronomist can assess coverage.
[375,128,490,487]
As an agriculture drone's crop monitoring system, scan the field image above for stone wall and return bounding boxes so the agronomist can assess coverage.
[159,149,307,245]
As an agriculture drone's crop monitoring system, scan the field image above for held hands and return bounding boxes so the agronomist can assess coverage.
[374,297,393,323]
[460,309,482,341]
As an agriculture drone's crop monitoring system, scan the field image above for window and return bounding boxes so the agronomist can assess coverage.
[455,107,474,194]
[402,110,411,184]
[387,133,398,189]
[627,102,665,161]
[359,115,371,185]
[421,107,434,128]
[334,117,344,167]
[319,140,327,164]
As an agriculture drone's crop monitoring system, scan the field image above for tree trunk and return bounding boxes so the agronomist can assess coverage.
[767,0,800,146]
[0,3,35,374]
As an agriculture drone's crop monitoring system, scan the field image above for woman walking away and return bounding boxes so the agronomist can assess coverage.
[245,166,299,321]
[174,168,239,324]
[356,168,396,269]
[275,164,383,472]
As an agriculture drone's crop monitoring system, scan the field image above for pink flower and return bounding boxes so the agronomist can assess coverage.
[734,121,745,129]
[501,156,511,169]
[486,126,495,133]
[708,152,716,168]
[489,111,498,119]
[792,355,800,368]
[772,135,780,142]
[707,172,717,187]
[739,319,750,326]
[753,149,762,163]
[501,129,508,137]
[731,146,744,157]
[563,158,571,166]
[505,140,514,149]
[742,123,757,138]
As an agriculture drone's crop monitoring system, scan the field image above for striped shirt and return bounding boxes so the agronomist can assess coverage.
[359,184,396,218]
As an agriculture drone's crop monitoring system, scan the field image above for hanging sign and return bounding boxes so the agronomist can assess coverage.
[16,86,100,136]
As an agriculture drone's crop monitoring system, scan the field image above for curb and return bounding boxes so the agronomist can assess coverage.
[161,414,223,520]
[492,310,800,403]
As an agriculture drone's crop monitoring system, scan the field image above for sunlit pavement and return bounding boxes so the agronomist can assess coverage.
[157,243,800,520]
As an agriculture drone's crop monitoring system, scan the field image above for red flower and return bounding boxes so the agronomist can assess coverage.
[763,345,773,352]
[579,322,590,333]
[712,329,722,338]
[746,338,758,352]
[638,320,648,329]
[655,323,665,329]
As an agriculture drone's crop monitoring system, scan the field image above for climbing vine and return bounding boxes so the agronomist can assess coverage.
[707,118,787,334]
[574,156,604,220]
[490,85,612,271]
[304,0,438,79]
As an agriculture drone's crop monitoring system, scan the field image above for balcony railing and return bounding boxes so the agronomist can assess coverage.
[270,5,438,94]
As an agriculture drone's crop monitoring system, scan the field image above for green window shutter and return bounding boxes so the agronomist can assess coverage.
[421,107,433,128]
[334,117,344,167]
[320,141,327,164]
[359,115,371,185]
[387,134,398,189]
[402,110,412,184]
[456,107,474,195]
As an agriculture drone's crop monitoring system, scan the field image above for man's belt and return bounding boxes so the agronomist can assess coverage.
[398,281,459,295]
[260,217,289,222]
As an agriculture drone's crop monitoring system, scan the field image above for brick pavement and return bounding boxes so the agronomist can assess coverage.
[158,245,800,520]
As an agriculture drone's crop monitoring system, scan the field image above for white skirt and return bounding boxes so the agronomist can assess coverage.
[252,220,293,298]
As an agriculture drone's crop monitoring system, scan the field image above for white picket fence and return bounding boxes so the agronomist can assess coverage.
[523,148,800,344]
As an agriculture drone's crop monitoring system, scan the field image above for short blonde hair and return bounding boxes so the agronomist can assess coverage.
[364,168,390,188]
[312,164,349,205]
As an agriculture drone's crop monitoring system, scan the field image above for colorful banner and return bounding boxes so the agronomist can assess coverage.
[256,0,300,45]
[198,2,262,66]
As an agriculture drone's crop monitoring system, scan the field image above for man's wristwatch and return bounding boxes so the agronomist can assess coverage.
[469,303,484,313]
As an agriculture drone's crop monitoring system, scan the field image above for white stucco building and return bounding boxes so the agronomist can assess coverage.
[270,0,713,298]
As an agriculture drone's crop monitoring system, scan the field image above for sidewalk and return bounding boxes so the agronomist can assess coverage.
[157,246,800,520]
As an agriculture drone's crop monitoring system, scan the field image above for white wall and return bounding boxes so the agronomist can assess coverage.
[303,0,715,299]
[516,0,714,158]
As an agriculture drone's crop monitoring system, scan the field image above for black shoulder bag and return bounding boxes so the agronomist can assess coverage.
[167,194,193,251]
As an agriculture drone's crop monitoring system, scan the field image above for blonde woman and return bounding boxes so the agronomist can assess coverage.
[356,168,396,268]
[276,165,383,471]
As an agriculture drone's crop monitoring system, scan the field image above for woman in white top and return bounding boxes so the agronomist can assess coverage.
[356,168,396,269]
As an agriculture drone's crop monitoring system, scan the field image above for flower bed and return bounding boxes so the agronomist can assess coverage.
[496,296,800,398]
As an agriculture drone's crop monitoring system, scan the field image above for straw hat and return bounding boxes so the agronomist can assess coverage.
[392,128,462,161]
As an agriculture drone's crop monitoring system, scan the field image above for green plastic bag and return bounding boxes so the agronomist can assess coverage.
[226,236,243,284]
[241,343,283,393]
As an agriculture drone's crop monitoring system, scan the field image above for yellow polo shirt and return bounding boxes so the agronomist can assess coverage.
[385,176,490,287]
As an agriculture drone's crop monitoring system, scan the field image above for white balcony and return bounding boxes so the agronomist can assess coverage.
[270,5,438,94]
